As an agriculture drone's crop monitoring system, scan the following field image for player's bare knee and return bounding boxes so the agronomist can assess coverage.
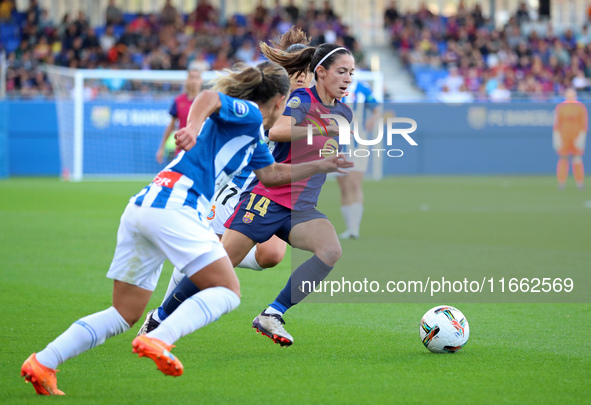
[317,243,342,267]
[114,307,143,327]
[257,248,285,268]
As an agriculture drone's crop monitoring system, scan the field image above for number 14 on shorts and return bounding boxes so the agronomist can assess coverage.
[245,193,270,217]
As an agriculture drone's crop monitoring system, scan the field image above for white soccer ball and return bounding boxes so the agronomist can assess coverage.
[419,306,469,353]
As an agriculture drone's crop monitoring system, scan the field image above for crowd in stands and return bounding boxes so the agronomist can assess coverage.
[0,0,363,98]
[385,0,591,101]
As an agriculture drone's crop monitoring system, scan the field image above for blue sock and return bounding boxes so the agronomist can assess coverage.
[159,276,200,321]
[271,255,333,313]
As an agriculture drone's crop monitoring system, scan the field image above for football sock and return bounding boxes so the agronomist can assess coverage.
[573,158,584,187]
[265,306,284,316]
[159,276,200,321]
[236,245,264,270]
[340,205,352,232]
[36,307,129,369]
[349,202,364,236]
[557,158,569,185]
[147,286,240,345]
[161,267,185,305]
[270,255,333,313]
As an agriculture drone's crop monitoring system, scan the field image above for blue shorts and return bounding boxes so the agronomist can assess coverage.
[224,193,327,244]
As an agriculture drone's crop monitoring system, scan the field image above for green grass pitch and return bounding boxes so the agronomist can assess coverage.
[1,177,589,404]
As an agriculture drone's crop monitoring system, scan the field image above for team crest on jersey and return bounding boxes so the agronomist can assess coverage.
[329,118,338,126]
[287,97,301,109]
[242,212,254,224]
[207,205,216,221]
[233,100,249,117]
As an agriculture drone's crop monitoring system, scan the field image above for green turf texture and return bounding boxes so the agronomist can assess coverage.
[1,177,589,404]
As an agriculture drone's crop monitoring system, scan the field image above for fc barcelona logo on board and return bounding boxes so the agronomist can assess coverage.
[242,212,254,224]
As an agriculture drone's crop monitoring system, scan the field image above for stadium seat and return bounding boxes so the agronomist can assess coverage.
[94,26,106,38]
[6,38,20,53]
[113,25,125,37]
[122,13,137,25]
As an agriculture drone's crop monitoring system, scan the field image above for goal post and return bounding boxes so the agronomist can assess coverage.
[43,66,384,181]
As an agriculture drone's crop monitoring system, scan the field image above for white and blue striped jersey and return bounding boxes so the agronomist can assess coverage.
[130,93,275,217]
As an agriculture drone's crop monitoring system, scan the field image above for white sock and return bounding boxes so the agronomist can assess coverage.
[36,307,129,369]
[265,306,283,316]
[147,286,240,345]
[236,246,264,271]
[349,202,364,236]
[161,267,185,305]
[340,205,352,232]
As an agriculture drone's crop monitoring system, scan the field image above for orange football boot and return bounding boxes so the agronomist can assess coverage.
[21,354,65,395]
[132,335,183,376]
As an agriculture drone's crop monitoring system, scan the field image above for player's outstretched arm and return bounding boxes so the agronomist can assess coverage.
[254,155,354,187]
[268,116,339,142]
[175,90,222,151]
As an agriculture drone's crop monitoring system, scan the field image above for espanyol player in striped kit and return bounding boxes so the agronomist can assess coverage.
[136,28,314,336]
[21,61,352,395]
[337,78,380,239]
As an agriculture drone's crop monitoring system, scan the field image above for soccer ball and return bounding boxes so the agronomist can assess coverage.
[419,306,469,353]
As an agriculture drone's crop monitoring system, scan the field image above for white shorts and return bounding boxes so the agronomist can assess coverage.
[209,182,244,235]
[106,203,227,291]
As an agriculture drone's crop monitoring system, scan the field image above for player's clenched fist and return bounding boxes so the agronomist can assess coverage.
[175,127,197,151]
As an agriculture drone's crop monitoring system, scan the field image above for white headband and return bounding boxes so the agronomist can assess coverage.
[314,47,347,73]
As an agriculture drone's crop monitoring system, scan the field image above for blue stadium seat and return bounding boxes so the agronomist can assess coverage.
[94,26,106,38]
[6,38,20,53]
[0,24,19,42]
[12,11,26,26]
[132,53,144,66]
[233,14,247,27]
[113,25,125,37]
[122,13,137,25]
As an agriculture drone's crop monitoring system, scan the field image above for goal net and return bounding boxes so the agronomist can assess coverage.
[43,65,383,181]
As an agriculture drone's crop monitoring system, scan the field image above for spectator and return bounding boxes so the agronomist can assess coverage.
[235,40,256,64]
[285,0,299,22]
[161,0,178,26]
[442,65,464,92]
[572,70,589,90]
[384,0,399,28]
[82,28,100,51]
[515,2,530,24]
[106,0,123,25]
[195,0,216,24]
[100,25,117,53]
[489,82,511,102]
[320,0,336,21]
[0,0,14,22]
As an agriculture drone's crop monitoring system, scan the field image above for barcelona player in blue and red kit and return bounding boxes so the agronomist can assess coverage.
[155,68,203,164]
[223,44,355,346]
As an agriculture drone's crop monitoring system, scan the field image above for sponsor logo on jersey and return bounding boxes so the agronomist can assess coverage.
[207,205,216,221]
[242,212,254,224]
[233,100,249,117]
[321,138,339,158]
[153,171,183,188]
[287,97,301,109]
